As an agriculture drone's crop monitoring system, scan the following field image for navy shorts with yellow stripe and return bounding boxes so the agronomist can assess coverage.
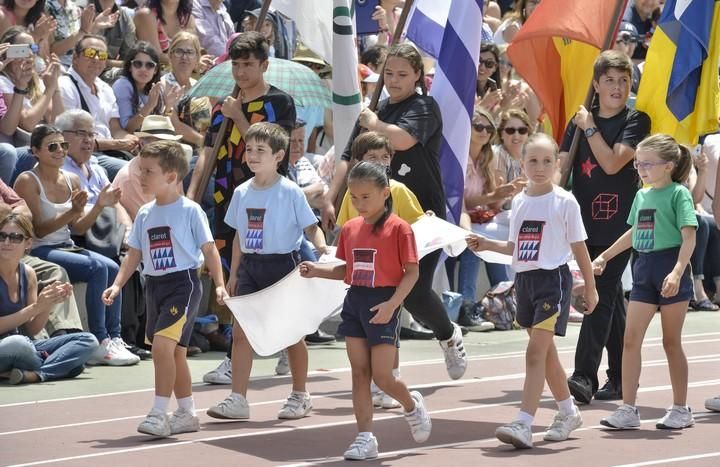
[145,269,202,347]
[514,264,572,336]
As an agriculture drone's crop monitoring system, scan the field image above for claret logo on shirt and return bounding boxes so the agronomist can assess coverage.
[148,226,177,271]
[636,209,656,251]
[246,208,266,250]
[351,248,377,287]
[517,220,545,262]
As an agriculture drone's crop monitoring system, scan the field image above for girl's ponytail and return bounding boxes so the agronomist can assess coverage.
[672,144,692,184]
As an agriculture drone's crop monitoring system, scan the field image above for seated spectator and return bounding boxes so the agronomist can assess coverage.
[612,21,642,94]
[112,41,163,133]
[0,0,56,57]
[288,119,326,211]
[92,0,137,72]
[192,0,233,58]
[240,7,285,58]
[493,0,539,45]
[0,44,19,184]
[0,211,98,385]
[134,0,197,65]
[112,115,186,220]
[622,0,659,62]
[13,124,139,366]
[57,34,137,181]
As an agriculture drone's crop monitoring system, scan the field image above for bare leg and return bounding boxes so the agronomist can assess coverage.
[345,337,373,432]
[371,343,414,411]
[621,301,658,405]
[152,335,177,397]
[230,322,254,396]
[659,301,689,406]
[287,338,308,393]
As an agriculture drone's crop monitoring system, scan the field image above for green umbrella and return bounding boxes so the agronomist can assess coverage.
[187,57,332,108]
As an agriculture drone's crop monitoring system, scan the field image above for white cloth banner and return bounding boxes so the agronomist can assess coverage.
[227,215,490,356]
[272,0,332,64]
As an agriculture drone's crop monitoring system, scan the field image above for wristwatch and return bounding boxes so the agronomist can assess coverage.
[584,127,599,138]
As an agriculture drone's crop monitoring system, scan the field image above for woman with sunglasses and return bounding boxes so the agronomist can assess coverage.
[476,42,502,110]
[134,0,197,65]
[0,26,64,134]
[112,41,163,133]
[13,125,140,367]
[0,212,98,385]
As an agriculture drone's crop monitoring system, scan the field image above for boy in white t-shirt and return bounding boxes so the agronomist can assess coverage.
[466,133,599,449]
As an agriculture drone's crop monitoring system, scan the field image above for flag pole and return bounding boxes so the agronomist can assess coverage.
[559,0,630,188]
[191,0,273,203]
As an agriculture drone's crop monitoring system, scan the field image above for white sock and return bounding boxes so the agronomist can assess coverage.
[153,395,171,413]
[230,392,244,400]
[392,368,400,379]
[358,431,373,439]
[177,396,196,415]
[557,397,576,416]
[516,410,534,426]
[673,404,688,411]
[370,381,379,393]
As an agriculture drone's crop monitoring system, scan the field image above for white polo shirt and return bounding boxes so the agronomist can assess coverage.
[58,67,119,139]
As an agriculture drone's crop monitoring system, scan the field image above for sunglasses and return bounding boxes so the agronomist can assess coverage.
[479,59,497,69]
[502,127,529,135]
[47,142,70,152]
[0,232,28,244]
[131,60,157,70]
[172,48,197,58]
[633,160,669,170]
[81,47,109,60]
[472,123,494,133]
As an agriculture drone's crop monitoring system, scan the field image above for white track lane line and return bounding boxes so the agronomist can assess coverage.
[613,451,720,467]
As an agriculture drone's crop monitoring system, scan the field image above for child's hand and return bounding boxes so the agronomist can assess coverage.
[226,276,237,297]
[583,286,599,315]
[369,301,397,324]
[102,285,120,305]
[591,256,607,275]
[661,271,681,298]
[465,233,486,252]
[216,286,230,305]
[299,261,316,278]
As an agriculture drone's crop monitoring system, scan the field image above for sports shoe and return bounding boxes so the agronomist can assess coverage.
[206,393,250,419]
[373,390,401,409]
[343,433,378,460]
[277,391,312,419]
[439,323,467,380]
[110,338,143,364]
[656,406,694,429]
[275,349,289,376]
[495,420,533,449]
[87,338,140,366]
[203,357,232,384]
[404,391,432,442]
[705,396,720,412]
[600,404,641,429]
[457,303,495,332]
[567,375,593,404]
[305,329,336,345]
[543,409,582,441]
[8,369,40,385]
[595,379,622,401]
[169,409,200,434]
[137,409,171,437]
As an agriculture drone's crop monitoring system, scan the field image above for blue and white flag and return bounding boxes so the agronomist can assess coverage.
[407,0,483,223]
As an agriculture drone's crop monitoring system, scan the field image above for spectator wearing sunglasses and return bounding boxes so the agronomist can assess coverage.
[112,41,164,133]
[58,34,138,181]
[493,109,531,201]
[612,22,642,95]
[476,42,502,107]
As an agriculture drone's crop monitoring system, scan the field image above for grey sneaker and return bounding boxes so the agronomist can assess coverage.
[439,323,467,380]
[137,409,171,437]
[495,420,533,449]
[601,404,641,429]
[203,357,232,385]
[705,396,720,412]
[277,391,312,419]
[343,433,378,460]
[275,349,289,376]
[404,391,432,443]
[169,409,200,434]
[656,406,694,429]
[543,409,583,441]
[206,393,250,420]
[373,390,401,409]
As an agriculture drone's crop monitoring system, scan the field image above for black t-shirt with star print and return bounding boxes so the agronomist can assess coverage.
[561,107,651,246]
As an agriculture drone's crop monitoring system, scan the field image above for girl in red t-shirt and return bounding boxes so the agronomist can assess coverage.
[300,162,432,460]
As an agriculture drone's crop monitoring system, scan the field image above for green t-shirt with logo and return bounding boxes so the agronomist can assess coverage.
[627,182,697,252]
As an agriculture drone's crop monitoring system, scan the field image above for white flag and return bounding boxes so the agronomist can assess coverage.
[272,0,332,64]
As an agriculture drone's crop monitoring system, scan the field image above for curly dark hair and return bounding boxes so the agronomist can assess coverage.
[147,0,192,27]
[4,0,46,27]
[121,41,163,115]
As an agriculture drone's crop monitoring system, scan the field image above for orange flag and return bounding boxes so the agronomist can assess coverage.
[507,0,626,142]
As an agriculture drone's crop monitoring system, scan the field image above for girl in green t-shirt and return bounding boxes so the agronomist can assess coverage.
[591,134,697,431]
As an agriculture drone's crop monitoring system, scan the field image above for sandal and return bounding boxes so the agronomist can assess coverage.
[690,299,720,311]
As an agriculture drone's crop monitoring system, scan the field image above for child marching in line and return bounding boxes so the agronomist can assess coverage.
[102,141,229,437]
[207,122,328,421]
[466,133,598,448]
[300,161,432,460]
[595,134,697,430]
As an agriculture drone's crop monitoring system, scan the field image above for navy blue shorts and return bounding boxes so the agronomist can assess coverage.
[630,247,693,305]
[145,269,202,347]
[235,252,300,295]
[337,286,401,347]
[515,264,572,337]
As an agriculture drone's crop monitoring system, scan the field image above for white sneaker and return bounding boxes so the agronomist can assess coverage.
[495,420,533,449]
[277,391,312,419]
[137,409,171,437]
[203,357,232,384]
[705,396,720,412]
[601,404,641,429]
[404,391,431,443]
[343,433,378,460]
[543,409,583,441]
[439,323,467,380]
[169,409,200,434]
[373,390,401,409]
[206,393,250,419]
[109,338,141,366]
[275,349,289,376]
[87,338,140,366]
[656,405,694,429]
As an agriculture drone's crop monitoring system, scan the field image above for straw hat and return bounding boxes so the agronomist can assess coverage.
[292,42,331,74]
[134,115,183,141]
